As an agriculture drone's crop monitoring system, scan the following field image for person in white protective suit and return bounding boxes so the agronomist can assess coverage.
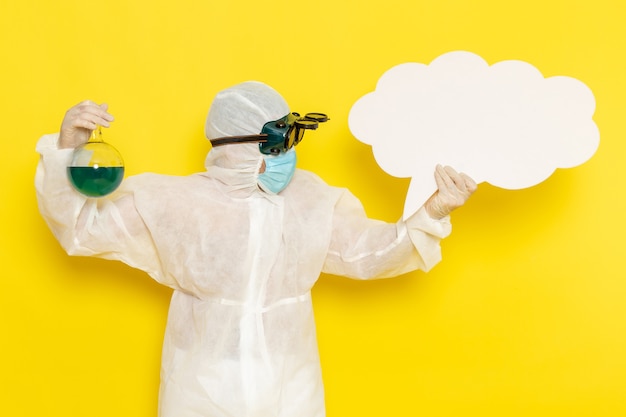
[35,81,476,417]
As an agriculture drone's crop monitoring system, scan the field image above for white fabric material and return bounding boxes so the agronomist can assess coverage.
[35,133,451,416]
[35,83,452,417]
[205,81,290,139]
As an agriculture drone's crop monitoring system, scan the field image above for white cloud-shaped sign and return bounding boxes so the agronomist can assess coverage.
[348,51,600,219]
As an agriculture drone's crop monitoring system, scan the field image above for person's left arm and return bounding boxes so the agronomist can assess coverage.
[322,165,476,279]
[321,192,447,279]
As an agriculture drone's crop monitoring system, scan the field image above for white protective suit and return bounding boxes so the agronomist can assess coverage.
[35,82,452,417]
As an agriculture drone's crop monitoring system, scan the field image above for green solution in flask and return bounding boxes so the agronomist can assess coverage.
[67,126,125,197]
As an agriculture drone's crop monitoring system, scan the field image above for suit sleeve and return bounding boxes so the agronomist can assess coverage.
[34,133,171,286]
[322,188,451,279]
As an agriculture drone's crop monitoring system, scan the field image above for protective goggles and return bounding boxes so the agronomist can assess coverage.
[210,112,329,155]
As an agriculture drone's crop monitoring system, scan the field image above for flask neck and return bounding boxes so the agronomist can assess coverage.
[90,126,104,143]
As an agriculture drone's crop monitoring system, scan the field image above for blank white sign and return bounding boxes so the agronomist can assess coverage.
[348,51,599,219]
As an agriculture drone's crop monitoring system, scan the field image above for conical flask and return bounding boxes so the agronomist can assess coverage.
[67,126,124,197]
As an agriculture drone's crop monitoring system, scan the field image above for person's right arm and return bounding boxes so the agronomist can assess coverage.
[35,101,165,283]
[58,100,114,148]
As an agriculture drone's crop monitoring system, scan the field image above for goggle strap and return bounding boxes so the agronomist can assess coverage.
[210,134,269,147]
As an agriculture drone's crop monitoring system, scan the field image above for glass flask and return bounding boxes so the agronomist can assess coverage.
[67,126,124,197]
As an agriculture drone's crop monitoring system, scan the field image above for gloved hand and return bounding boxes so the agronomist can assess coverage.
[58,100,114,149]
[424,165,477,219]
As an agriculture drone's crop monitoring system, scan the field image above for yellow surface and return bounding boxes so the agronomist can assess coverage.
[1,1,625,416]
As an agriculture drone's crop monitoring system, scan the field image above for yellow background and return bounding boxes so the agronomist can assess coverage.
[1,0,625,416]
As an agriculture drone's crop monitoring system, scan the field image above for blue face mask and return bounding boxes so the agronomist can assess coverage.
[257,149,297,194]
